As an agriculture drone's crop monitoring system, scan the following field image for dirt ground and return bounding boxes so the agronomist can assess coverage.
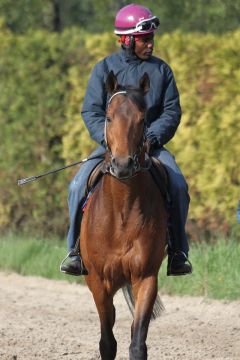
[0,272,239,360]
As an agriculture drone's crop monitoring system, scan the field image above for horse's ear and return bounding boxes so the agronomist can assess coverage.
[106,71,118,93]
[139,73,150,94]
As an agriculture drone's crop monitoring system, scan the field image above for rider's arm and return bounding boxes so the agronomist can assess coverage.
[146,65,182,147]
[81,61,107,147]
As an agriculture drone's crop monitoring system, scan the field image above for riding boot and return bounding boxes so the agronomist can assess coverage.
[152,147,192,276]
[166,188,192,276]
[60,254,88,276]
[166,190,192,276]
[167,250,192,276]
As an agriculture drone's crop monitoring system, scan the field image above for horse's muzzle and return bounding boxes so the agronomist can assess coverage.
[109,156,139,180]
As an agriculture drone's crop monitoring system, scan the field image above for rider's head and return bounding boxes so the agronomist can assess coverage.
[114,4,160,60]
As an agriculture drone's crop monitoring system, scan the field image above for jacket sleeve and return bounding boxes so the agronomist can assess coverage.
[146,65,182,147]
[81,61,107,147]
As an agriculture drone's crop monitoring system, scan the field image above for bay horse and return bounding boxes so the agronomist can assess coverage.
[80,71,168,360]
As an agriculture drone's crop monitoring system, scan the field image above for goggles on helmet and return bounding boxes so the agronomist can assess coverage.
[136,16,160,32]
[114,16,160,35]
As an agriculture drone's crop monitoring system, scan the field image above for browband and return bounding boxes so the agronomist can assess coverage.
[108,90,127,105]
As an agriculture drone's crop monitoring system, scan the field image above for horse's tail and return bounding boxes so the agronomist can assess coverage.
[122,284,165,321]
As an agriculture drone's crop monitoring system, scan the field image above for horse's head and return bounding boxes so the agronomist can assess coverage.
[105,71,150,180]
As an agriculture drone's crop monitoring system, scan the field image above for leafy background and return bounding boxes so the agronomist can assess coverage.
[0,0,239,240]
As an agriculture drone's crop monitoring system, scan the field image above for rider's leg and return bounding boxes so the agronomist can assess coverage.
[60,146,105,276]
[152,147,192,276]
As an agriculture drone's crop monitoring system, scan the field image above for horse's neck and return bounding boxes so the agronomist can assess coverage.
[103,173,148,212]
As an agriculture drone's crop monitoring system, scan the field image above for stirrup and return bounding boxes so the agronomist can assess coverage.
[60,234,88,275]
[60,252,88,276]
[59,250,74,272]
[59,235,81,270]
[167,251,192,276]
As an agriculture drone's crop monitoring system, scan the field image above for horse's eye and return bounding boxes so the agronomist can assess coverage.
[106,117,111,123]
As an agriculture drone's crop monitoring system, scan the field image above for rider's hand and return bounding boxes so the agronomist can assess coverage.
[145,139,152,154]
[145,138,161,155]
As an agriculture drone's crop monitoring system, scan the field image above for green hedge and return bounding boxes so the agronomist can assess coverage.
[0,24,239,238]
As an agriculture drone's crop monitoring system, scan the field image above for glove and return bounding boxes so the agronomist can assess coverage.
[145,138,161,155]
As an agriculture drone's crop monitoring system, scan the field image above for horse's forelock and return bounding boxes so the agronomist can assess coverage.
[128,90,146,112]
[114,85,146,112]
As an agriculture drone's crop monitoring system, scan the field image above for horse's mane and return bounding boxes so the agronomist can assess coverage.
[116,85,146,113]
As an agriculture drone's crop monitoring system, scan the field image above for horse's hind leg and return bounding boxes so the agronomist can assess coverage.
[88,276,117,360]
[129,276,158,360]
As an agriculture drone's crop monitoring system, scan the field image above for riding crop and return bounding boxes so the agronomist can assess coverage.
[17,154,102,186]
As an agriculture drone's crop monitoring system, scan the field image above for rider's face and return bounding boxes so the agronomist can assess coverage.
[134,33,154,60]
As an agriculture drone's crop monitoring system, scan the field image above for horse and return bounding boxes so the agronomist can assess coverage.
[80,71,168,360]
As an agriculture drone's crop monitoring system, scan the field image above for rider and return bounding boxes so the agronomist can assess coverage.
[60,3,192,276]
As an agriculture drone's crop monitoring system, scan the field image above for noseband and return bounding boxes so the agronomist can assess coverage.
[105,91,151,180]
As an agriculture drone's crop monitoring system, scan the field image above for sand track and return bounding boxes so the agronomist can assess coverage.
[0,272,239,360]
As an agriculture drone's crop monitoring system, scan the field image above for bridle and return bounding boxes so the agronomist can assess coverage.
[104,90,151,179]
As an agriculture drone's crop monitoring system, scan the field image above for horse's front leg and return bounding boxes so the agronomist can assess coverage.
[87,275,117,360]
[129,276,158,360]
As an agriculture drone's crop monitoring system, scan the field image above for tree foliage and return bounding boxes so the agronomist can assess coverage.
[0,0,53,32]
[0,24,239,238]
[0,0,239,34]
[0,26,81,234]
[155,31,240,233]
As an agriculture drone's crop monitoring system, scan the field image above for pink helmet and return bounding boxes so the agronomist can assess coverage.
[114,4,160,36]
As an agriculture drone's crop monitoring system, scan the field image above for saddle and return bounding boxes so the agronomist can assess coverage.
[87,161,107,192]
[86,157,170,209]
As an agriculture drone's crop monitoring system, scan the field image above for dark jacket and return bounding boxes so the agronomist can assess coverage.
[81,48,181,148]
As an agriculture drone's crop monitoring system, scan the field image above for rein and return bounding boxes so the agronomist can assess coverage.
[104,90,151,180]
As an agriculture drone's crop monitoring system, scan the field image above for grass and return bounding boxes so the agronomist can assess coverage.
[0,234,239,300]
[0,234,80,283]
[158,238,240,300]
